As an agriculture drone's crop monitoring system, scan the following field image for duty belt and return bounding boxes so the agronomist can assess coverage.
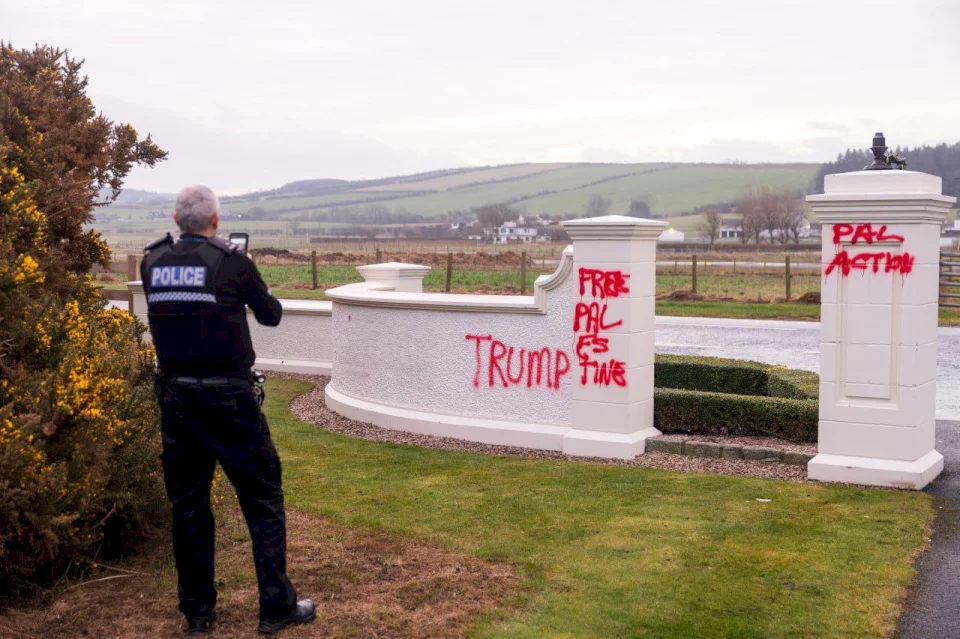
[169,376,250,388]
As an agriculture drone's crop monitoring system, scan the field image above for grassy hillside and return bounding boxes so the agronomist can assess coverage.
[105,162,819,223]
[518,165,816,216]
[356,163,573,192]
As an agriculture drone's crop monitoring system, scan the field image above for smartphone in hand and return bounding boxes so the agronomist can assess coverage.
[228,232,250,255]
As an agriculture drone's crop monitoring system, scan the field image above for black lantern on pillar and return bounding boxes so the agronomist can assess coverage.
[864,132,891,170]
[863,132,907,171]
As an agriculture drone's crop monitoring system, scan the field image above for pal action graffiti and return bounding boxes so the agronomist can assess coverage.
[825,223,914,277]
[574,268,629,387]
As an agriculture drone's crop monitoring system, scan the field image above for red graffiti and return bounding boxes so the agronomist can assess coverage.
[573,268,629,388]
[575,333,609,360]
[581,359,627,386]
[465,334,570,390]
[824,250,915,277]
[826,223,912,278]
[579,268,630,299]
[573,301,623,333]
[832,223,905,245]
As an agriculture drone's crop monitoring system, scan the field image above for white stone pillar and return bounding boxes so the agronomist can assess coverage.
[127,281,148,325]
[356,262,430,293]
[808,169,955,489]
[560,215,666,459]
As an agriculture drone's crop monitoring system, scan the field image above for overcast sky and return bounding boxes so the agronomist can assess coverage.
[7,0,959,193]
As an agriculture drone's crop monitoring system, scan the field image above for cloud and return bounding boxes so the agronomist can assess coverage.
[123,114,456,193]
[806,121,851,134]
[9,0,957,191]
[413,97,704,130]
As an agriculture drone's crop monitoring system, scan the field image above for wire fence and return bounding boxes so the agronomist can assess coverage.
[942,251,960,309]
[95,251,822,301]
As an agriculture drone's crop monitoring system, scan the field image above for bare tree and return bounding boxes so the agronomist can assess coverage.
[475,203,519,230]
[778,198,809,244]
[755,187,785,243]
[698,210,722,246]
[737,186,798,244]
[736,187,764,244]
[584,195,612,217]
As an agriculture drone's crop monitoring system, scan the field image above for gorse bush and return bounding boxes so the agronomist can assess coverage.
[0,43,167,596]
[653,354,819,442]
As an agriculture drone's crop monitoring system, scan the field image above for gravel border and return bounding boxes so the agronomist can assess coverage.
[278,373,809,483]
[653,433,817,454]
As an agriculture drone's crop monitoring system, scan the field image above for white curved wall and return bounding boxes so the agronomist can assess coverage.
[330,271,575,427]
[324,215,667,460]
[129,283,332,375]
[248,300,332,374]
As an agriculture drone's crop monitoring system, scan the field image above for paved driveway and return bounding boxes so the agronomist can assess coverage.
[655,316,960,421]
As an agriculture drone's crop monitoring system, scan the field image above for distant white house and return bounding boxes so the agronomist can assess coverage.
[487,218,545,244]
[718,218,815,241]
[658,228,684,243]
[719,224,742,240]
[760,219,814,241]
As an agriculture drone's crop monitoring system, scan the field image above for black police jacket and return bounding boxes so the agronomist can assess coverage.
[141,233,282,377]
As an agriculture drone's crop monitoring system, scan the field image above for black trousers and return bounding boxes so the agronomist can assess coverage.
[158,376,297,621]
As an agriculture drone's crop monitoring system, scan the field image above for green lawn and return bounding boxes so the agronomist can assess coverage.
[266,378,932,637]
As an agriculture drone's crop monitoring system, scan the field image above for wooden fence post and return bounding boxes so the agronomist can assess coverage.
[785,255,792,301]
[376,248,382,264]
[520,251,527,295]
[126,254,138,282]
[445,252,453,292]
[311,250,318,290]
[691,255,698,294]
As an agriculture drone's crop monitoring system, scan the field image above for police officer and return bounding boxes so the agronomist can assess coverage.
[142,185,315,635]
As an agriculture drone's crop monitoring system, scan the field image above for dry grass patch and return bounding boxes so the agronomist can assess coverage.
[0,490,519,638]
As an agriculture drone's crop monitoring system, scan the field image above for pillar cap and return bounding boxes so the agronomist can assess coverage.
[562,215,667,240]
[807,170,955,223]
[815,170,945,197]
[357,262,431,281]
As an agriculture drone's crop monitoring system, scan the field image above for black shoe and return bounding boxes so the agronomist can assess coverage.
[258,599,316,635]
[185,610,216,635]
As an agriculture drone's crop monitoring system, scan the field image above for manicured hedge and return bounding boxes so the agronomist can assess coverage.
[653,355,819,442]
[654,354,818,399]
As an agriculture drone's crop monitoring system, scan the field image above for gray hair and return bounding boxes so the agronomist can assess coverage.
[175,185,220,233]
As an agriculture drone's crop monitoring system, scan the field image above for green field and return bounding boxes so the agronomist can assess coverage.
[253,264,820,299]
[101,162,820,225]
[518,165,817,217]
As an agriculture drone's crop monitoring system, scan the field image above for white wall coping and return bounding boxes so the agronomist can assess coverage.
[357,262,431,278]
[325,245,574,314]
[127,281,332,316]
[562,214,668,240]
